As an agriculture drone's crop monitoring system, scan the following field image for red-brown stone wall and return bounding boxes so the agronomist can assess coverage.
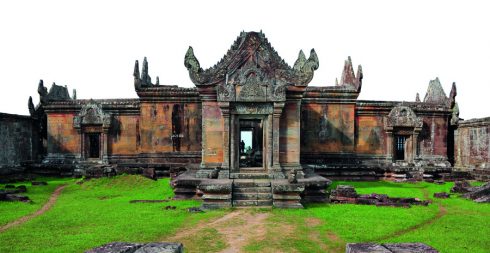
[301,103,355,153]
[355,115,386,154]
[47,113,80,154]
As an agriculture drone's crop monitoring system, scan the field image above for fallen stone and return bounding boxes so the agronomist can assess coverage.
[187,207,203,213]
[4,194,31,202]
[346,243,391,253]
[461,182,490,203]
[474,195,490,203]
[383,243,439,253]
[129,200,169,204]
[346,243,439,253]
[85,242,183,253]
[331,185,429,207]
[434,180,445,185]
[4,184,16,189]
[134,242,183,253]
[164,206,176,210]
[433,192,450,198]
[16,185,27,193]
[31,181,48,186]
[142,168,156,180]
[450,180,471,193]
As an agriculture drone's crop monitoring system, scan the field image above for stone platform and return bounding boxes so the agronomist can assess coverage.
[171,171,331,208]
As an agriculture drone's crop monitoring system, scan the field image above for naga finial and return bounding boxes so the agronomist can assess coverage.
[184,46,201,72]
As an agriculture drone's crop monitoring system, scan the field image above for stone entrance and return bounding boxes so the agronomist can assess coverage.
[171,31,330,208]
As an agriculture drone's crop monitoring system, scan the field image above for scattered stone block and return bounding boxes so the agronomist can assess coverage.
[346,243,439,253]
[129,200,169,204]
[4,184,15,189]
[383,243,439,253]
[85,242,183,253]
[142,168,156,180]
[330,185,429,207]
[4,194,31,202]
[461,182,490,203]
[433,192,450,198]
[31,181,48,186]
[187,207,203,213]
[346,243,391,253]
[450,180,471,193]
[164,206,176,210]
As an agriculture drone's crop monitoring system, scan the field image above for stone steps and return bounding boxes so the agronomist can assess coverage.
[232,179,272,207]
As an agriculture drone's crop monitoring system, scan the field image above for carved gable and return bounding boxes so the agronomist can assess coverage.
[385,105,423,129]
[185,31,319,102]
[74,101,111,129]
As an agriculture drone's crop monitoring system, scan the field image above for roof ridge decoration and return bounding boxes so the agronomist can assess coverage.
[184,31,319,102]
[337,56,363,92]
[134,57,160,90]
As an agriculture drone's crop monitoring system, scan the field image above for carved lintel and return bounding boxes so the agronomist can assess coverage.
[232,103,273,115]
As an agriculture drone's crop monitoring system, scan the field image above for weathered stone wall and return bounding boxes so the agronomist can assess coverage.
[455,117,490,171]
[47,112,80,156]
[355,115,386,155]
[301,103,355,154]
[201,101,224,167]
[139,102,201,153]
[0,113,39,170]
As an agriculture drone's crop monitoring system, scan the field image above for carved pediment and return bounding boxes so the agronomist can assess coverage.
[185,31,319,102]
[385,105,423,129]
[74,100,111,129]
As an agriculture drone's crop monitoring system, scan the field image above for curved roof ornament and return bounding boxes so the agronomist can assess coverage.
[184,31,319,88]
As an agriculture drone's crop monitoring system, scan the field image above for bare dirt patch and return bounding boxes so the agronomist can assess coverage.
[166,210,270,253]
[0,184,66,233]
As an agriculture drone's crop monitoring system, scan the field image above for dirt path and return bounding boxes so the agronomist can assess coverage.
[167,210,270,253]
[0,184,67,233]
[377,189,447,241]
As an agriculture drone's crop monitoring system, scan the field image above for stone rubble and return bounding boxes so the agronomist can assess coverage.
[330,185,429,207]
[346,243,439,253]
[85,242,183,253]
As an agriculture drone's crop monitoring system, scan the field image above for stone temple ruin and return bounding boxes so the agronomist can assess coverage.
[1,31,489,208]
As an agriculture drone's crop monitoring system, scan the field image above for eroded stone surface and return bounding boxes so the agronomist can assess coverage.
[85,242,183,253]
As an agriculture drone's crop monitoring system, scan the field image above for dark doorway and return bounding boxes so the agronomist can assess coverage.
[239,119,263,168]
[87,133,100,159]
[395,135,407,161]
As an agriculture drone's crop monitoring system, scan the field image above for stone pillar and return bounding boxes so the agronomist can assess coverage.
[386,129,393,162]
[230,114,237,174]
[272,103,284,174]
[266,114,273,172]
[79,130,85,160]
[219,102,230,178]
[412,132,419,163]
[102,129,109,163]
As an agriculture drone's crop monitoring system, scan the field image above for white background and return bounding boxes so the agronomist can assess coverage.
[0,0,488,119]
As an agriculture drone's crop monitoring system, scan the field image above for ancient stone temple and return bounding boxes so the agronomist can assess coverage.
[1,31,488,207]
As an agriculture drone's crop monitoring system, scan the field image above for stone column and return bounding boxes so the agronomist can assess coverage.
[219,102,230,178]
[386,129,393,162]
[272,103,284,172]
[266,114,273,172]
[102,129,109,163]
[412,132,419,163]
[230,114,237,174]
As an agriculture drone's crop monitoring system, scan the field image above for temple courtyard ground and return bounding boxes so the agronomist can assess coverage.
[0,175,488,253]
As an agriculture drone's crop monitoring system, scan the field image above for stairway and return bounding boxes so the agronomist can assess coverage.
[232,179,273,207]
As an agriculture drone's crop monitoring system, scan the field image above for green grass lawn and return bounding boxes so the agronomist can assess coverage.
[0,175,226,253]
[0,177,74,226]
[1,176,488,253]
